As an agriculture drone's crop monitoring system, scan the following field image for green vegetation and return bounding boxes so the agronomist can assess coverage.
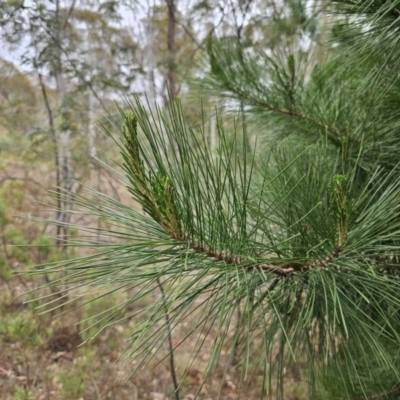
[2,1,400,399]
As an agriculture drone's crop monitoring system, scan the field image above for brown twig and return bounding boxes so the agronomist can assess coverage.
[179,233,342,278]
[157,278,180,400]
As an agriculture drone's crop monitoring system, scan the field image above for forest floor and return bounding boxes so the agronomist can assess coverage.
[0,278,308,400]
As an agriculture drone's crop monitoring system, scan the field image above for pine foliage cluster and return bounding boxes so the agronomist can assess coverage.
[30,1,400,399]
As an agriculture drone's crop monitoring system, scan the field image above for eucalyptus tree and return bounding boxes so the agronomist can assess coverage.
[0,0,138,247]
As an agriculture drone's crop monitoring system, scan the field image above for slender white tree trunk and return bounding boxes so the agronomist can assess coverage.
[88,91,97,158]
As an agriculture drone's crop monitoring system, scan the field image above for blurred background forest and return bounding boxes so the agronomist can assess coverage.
[0,1,329,399]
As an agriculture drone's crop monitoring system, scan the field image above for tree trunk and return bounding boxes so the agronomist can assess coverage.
[54,0,72,252]
[164,0,178,105]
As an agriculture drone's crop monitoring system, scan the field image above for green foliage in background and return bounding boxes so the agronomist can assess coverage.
[57,368,85,399]
[0,310,40,347]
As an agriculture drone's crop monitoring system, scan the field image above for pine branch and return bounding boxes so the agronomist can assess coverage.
[178,232,343,277]
[120,111,350,279]
[220,79,344,147]
[206,39,345,148]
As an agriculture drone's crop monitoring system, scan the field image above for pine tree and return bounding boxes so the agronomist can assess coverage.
[30,1,400,399]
